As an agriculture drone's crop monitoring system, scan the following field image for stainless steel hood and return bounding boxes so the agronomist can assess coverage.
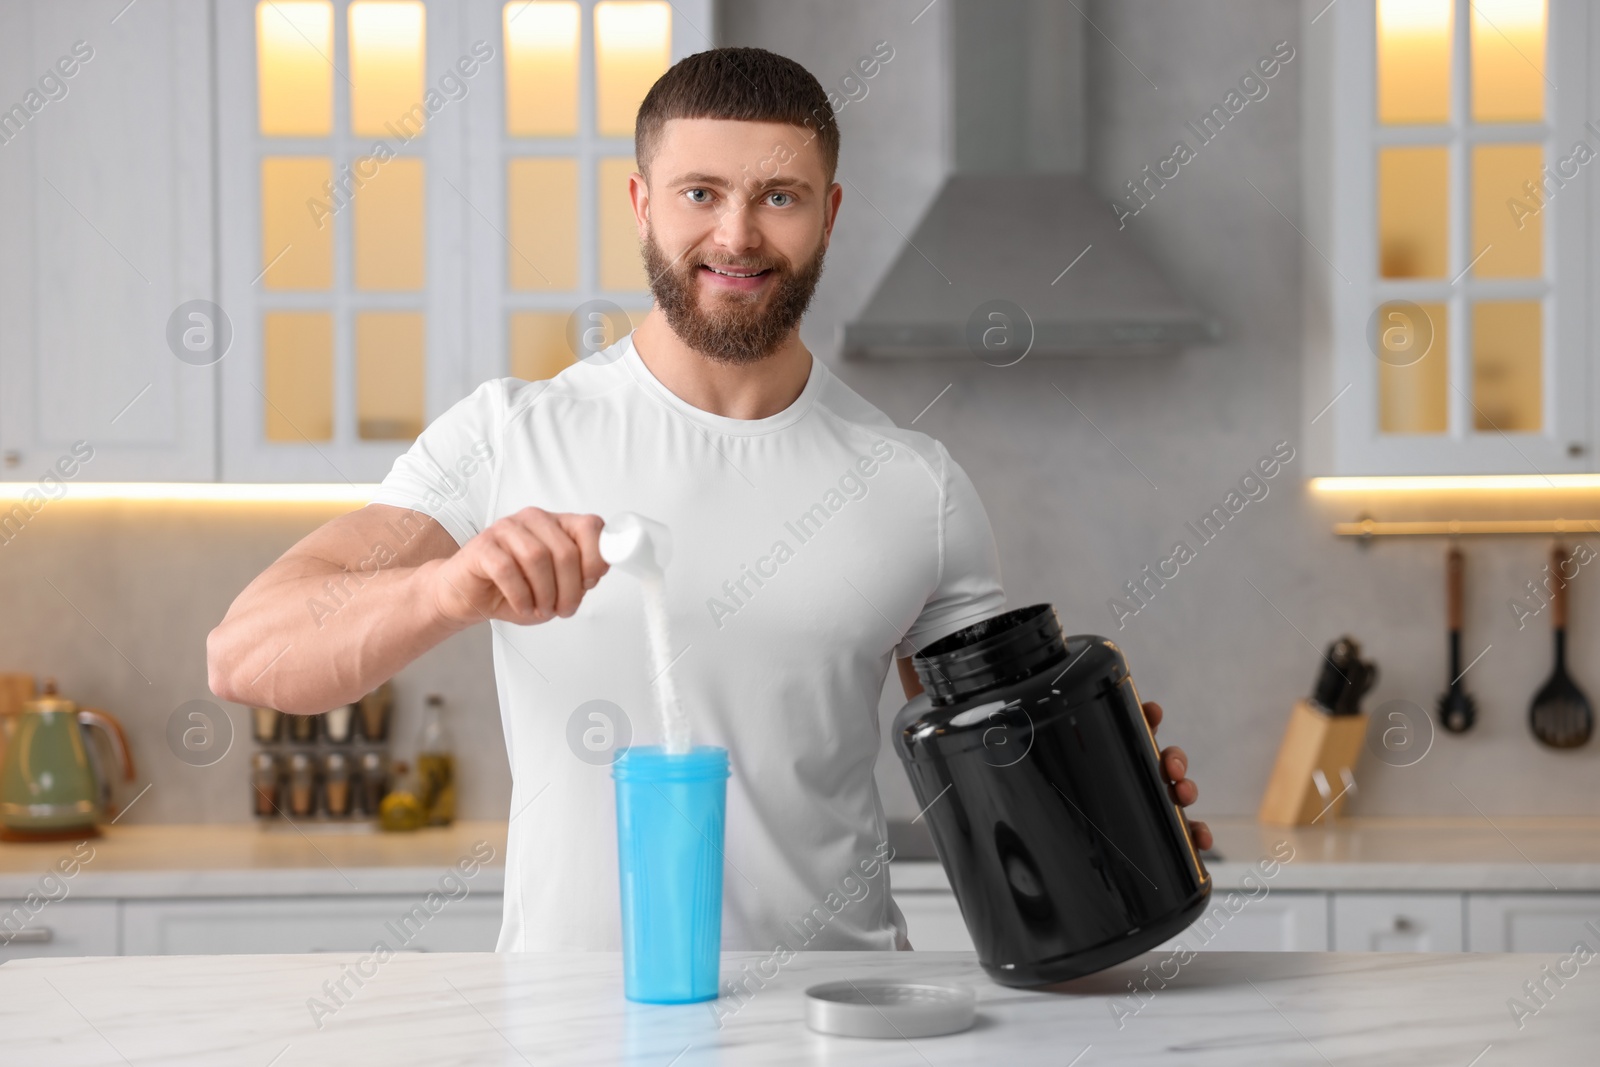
[842,0,1219,359]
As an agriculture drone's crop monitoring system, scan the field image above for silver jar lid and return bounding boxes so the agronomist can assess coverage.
[803,980,976,1039]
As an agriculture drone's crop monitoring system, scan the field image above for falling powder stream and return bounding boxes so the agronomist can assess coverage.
[639,567,690,755]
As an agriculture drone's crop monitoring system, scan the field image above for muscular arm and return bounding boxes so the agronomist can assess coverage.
[207,503,606,714]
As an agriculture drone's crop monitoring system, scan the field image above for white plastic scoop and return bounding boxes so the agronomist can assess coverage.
[599,513,688,754]
[598,512,673,576]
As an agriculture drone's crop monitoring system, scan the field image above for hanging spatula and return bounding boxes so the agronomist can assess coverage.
[1530,542,1593,749]
[1437,545,1476,733]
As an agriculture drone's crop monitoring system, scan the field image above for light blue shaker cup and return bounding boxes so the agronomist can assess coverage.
[612,745,729,1003]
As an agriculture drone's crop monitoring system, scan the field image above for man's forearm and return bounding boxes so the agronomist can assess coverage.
[207,557,466,714]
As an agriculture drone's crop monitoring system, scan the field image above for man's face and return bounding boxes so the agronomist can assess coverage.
[630,118,842,365]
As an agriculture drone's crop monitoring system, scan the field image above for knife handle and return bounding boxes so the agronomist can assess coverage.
[1552,543,1568,629]
[1446,546,1463,632]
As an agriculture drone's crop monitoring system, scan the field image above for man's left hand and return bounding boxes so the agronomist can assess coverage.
[1142,700,1212,852]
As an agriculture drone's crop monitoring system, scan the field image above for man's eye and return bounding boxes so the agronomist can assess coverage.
[767,192,793,207]
[685,189,711,204]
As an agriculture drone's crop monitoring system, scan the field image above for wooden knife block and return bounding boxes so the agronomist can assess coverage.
[1258,699,1368,826]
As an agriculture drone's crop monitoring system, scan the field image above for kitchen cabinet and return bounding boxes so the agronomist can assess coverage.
[1465,893,1600,953]
[1156,892,1330,952]
[0,0,216,482]
[1332,893,1464,952]
[0,901,120,959]
[121,895,503,955]
[896,890,974,951]
[1306,0,1596,475]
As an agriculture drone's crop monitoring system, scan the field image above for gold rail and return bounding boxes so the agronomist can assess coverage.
[1334,518,1600,538]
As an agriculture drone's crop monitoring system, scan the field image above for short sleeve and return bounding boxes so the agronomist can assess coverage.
[368,378,507,548]
[895,441,1007,658]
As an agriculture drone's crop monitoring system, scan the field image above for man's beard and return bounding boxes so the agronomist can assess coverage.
[641,227,826,366]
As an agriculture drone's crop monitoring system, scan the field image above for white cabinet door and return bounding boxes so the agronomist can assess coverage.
[894,891,974,952]
[122,895,503,955]
[1155,892,1329,952]
[0,1,216,482]
[1467,894,1600,952]
[0,900,119,959]
[1332,893,1464,951]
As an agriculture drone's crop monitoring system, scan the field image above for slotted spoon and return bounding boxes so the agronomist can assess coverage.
[1530,542,1593,749]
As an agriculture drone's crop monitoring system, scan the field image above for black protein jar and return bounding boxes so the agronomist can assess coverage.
[894,604,1210,987]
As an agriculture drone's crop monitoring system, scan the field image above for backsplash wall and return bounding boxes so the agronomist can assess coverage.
[1,0,1594,826]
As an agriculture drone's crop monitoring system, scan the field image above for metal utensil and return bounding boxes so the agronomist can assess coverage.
[1530,542,1593,748]
[1437,546,1477,733]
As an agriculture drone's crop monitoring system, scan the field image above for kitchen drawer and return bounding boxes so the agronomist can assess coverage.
[894,891,975,951]
[1467,894,1600,952]
[1155,891,1329,952]
[122,895,503,955]
[0,900,119,960]
[1332,893,1464,951]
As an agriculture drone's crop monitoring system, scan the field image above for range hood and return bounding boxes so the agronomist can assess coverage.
[842,0,1219,359]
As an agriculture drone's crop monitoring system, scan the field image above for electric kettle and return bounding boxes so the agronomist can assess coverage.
[0,679,135,837]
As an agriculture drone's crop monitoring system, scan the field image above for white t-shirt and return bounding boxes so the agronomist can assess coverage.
[371,332,1006,952]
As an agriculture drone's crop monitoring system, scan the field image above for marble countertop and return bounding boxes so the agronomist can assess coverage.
[0,822,509,898]
[5,816,1600,899]
[893,815,1600,893]
[1,949,1582,1064]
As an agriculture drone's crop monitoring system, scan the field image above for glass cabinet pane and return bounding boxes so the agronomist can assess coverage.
[349,1,426,138]
[1378,301,1448,434]
[1377,0,1452,125]
[356,312,426,439]
[1472,301,1541,431]
[264,312,334,441]
[354,156,426,291]
[504,1,580,136]
[594,1,671,137]
[1471,0,1546,123]
[1378,146,1449,279]
[509,311,574,381]
[599,157,646,290]
[261,157,334,290]
[257,1,334,136]
[1472,144,1544,278]
[507,158,579,290]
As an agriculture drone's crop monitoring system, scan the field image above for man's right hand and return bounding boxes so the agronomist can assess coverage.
[424,508,610,628]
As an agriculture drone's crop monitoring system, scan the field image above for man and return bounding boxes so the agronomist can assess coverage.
[208,47,1209,953]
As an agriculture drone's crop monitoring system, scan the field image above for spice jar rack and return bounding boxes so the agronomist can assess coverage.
[249,681,394,826]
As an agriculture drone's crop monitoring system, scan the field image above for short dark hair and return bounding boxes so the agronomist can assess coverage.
[634,47,840,183]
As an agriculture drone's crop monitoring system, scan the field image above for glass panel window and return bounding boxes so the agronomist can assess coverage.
[354,156,426,291]
[264,312,335,441]
[356,312,426,439]
[504,1,580,136]
[1378,146,1449,279]
[507,158,579,290]
[1471,0,1546,123]
[594,1,671,137]
[261,157,334,290]
[1472,143,1544,278]
[1472,301,1542,431]
[349,1,426,138]
[1377,0,1452,125]
[509,312,574,381]
[599,156,646,290]
[1378,301,1449,434]
[257,1,334,136]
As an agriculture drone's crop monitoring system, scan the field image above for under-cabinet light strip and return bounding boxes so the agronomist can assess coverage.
[0,483,381,503]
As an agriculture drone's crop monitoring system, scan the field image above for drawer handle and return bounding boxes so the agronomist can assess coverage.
[1393,916,1414,933]
[1,927,53,945]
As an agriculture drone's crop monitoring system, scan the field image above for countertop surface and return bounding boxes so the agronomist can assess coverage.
[5,816,1600,898]
[0,949,1580,1065]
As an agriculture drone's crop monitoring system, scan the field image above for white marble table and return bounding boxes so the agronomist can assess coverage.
[1,949,1585,1065]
